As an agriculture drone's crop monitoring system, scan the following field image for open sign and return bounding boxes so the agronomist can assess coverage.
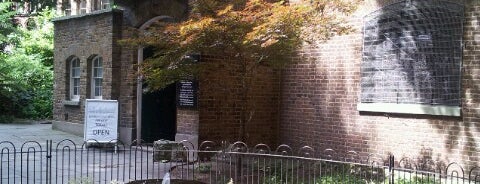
[84,99,118,143]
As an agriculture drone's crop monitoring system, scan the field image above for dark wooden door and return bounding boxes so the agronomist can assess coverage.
[141,47,176,142]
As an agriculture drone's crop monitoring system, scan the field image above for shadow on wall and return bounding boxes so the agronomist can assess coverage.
[279,33,367,153]
[280,0,480,173]
[454,0,480,170]
[366,0,479,171]
[198,56,280,147]
[363,0,464,106]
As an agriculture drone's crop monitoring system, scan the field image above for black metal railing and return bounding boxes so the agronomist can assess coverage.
[1,139,479,183]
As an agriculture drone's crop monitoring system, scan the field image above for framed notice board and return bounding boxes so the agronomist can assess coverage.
[177,80,198,109]
[84,99,119,143]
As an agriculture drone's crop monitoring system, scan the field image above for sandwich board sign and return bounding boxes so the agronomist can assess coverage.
[84,99,118,144]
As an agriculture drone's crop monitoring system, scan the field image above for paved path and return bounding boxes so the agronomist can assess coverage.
[0,121,84,145]
[0,121,177,183]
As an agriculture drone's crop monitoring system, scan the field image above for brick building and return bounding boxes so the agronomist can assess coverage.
[52,0,480,168]
[280,0,480,169]
[52,0,192,144]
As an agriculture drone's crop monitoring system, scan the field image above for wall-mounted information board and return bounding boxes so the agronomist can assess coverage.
[361,0,464,106]
[177,80,198,109]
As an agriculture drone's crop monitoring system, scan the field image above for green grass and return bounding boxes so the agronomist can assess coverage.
[395,176,441,184]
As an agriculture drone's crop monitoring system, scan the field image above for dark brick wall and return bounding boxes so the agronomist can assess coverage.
[116,22,137,130]
[279,0,480,168]
[177,109,199,136]
[115,0,190,133]
[198,56,280,146]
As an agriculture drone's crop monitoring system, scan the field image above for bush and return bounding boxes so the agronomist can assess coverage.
[0,52,53,120]
[0,8,54,120]
[0,115,14,123]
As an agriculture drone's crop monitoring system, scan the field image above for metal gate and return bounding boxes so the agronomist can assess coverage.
[1,140,180,184]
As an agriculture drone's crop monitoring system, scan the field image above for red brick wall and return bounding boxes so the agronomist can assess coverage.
[198,56,280,146]
[280,0,480,169]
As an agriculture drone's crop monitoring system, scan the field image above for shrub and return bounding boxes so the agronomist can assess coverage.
[0,8,54,120]
[0,52,53,120]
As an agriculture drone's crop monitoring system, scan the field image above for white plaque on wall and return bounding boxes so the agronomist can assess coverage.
[84,99,119,143]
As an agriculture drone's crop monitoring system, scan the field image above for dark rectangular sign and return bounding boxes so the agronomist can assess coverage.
[177,80,198,109]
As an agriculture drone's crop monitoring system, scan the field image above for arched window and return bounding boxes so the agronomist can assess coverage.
[92,0,100,11]
[79,0,87,14]
[69,57,81,101]
[91,56,103,99]
[61,0,71,15]
[101,0,110,9]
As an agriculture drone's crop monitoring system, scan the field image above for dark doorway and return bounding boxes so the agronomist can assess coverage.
[141,47,177,142]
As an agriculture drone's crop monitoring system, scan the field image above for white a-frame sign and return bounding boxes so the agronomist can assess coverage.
[84,99,119,144]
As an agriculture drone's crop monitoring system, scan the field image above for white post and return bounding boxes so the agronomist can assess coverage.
[70,0,77,15]
[56,0,62,15]
[86,0,91,13]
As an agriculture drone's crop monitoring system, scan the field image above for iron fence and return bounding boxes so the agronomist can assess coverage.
[1,139,479,184]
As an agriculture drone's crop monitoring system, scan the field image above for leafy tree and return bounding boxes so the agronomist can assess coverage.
[0,2,16,51]
[0,8,54,122]
[16,9,55,66]
[0,52,53,120]
[126,0,358,141]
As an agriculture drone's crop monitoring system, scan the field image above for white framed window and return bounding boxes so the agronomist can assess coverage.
[70,57,81,101]
[93,0,100,11]
[79,0,87,14]
[101,0,110,9]
[91,56,103,99]
[358,1,463,116]
[61,0,71,16]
